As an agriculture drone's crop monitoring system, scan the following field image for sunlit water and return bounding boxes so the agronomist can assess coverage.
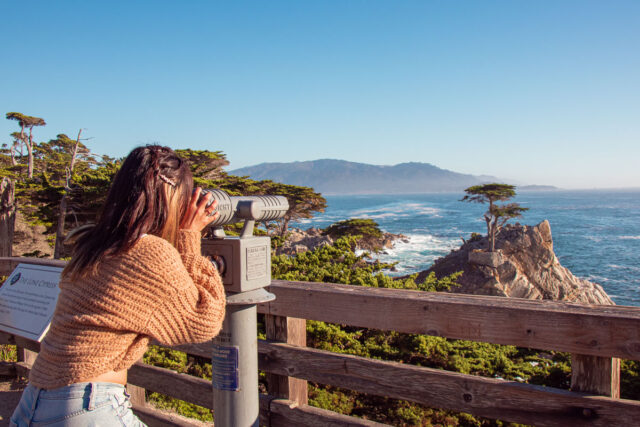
[293,190,640,307]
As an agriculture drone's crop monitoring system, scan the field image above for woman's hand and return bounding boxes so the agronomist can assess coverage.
[180,187,220,232]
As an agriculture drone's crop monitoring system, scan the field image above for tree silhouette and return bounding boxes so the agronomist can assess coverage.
[6,112,46,178]
[461,183,528,252]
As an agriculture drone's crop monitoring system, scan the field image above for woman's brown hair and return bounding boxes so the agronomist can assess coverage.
[64,145,193,279]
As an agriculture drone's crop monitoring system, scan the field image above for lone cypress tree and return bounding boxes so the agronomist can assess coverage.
[461,183,528,252]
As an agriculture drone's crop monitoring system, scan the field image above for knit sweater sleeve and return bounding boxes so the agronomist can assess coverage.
[144,231,226,345]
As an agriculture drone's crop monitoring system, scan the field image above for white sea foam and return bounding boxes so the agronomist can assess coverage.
[365,233,459,275]
[619,235,640,240]
[585,276,607,284]
[416,207,442,217]
[607,264,640,273]
[403,203,442,216]
[352,203,442,219]
[360,212,404,219]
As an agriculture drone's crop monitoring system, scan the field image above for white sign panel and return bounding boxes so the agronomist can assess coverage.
[0,263,63,342]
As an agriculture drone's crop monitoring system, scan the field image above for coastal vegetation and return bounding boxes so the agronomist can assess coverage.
[2,113,640,425]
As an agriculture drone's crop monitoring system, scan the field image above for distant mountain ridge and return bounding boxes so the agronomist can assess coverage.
[230,159,503,194]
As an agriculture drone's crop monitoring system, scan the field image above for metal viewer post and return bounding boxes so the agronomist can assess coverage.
[201,190,288,427]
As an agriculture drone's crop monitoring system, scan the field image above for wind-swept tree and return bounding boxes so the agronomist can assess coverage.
[6,132,24,166]
[461,183,528,252]
[6,112,46,178]
[51,130,93,258]
[175,149,229,181]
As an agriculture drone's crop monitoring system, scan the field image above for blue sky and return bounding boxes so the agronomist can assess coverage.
[1,1,639,189]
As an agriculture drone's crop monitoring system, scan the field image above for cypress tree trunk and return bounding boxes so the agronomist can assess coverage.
[53,193,68,259]
[54,129,83,259]
[0,178,16,257]
[26,141,34,179]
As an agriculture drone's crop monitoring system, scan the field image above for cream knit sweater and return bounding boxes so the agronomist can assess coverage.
[29,230,226,389]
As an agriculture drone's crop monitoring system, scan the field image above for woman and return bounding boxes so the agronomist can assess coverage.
[10,145,226,426]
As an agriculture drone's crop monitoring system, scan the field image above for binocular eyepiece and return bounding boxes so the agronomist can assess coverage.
[200,189,289,238]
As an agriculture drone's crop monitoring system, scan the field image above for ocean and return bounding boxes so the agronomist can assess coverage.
[293,190,640,307]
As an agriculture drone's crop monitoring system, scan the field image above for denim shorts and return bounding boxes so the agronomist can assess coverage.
[10,382,147,426]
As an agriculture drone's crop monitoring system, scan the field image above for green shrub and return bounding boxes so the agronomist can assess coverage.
[324,218,383,239]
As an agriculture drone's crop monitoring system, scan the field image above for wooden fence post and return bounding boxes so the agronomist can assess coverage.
[127,356,147,406]
[16,347,38,367]
[0,177,15,257]
[265,315,308,405]
[127,383,147,407]
[571,354,620,398]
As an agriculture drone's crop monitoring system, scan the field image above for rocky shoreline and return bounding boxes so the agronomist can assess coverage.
[277,227,407,255]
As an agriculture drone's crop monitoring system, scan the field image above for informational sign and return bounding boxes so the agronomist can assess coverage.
[212,344,240,391]
[0,263,62,342]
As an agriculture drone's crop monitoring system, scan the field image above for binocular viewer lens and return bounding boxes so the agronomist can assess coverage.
[201,189,289,227]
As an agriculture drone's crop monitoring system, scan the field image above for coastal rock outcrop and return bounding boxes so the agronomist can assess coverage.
[278,227,334,255]
[415,220,613,305]
[278,227,405,255]
[354,231,406,253]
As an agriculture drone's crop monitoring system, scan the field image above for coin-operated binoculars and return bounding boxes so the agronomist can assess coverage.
[200,190,288,427]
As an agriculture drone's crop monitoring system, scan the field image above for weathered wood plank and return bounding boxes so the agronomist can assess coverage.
[259,394,388,427]
[259,394,273,426]
[571,354,621,398]
[0,361,15,376]
[259,341,640,427]
[128,362,212,409]
[0,257,66,275]
[259,280,640,360]
[269,399,389,426]
[265,315,308,405]
[132,404,212,426]
[3,361,33,379]
[127,383,147,407]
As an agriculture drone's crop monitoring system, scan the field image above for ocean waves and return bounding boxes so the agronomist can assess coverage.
[352,202,442,220]
[368,233,459,276]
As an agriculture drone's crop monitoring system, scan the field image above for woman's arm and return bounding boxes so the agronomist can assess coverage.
[143,236,226,345]
[144,187,227,345]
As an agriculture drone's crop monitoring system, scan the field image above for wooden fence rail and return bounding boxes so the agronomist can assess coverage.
[2,257,640,426]
[258,280,640,361]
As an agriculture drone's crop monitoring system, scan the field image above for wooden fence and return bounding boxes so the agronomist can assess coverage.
[3,257,640,426]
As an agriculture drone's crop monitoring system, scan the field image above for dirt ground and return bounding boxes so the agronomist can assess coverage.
[0,376,27,426]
